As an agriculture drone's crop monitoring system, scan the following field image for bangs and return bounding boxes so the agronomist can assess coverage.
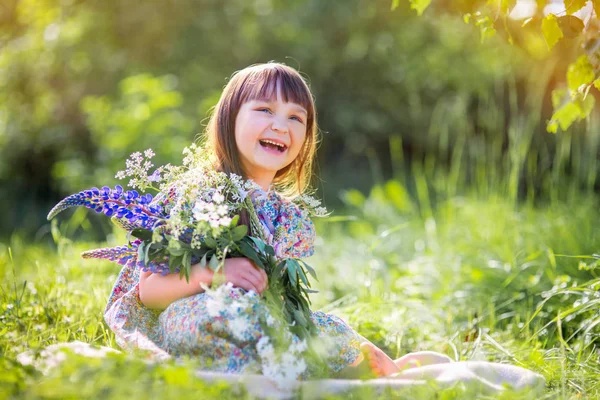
[237,66,313,117]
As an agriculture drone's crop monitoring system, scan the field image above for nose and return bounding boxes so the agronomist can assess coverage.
[271,115,288,133]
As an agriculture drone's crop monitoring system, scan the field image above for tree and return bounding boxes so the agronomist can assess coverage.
[398,0,600,132]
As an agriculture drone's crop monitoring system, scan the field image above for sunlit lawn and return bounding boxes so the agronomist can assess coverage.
[1,180,599,398]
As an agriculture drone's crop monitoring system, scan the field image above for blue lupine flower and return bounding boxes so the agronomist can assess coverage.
[47,185,166,232]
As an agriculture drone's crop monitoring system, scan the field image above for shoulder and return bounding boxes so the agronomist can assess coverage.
[273,194,317,259]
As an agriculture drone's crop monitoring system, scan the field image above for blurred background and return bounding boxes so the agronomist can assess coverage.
[0,0,595,239]
[3,2,600,394]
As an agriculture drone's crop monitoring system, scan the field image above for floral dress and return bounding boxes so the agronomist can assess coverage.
[103,187,361,376]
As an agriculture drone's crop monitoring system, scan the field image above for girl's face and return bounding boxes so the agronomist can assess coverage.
[235,86,308,187]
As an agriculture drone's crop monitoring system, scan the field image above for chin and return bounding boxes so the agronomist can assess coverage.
[254,157,291,172]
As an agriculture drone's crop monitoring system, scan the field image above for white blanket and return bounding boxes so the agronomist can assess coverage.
[18,341,546,398]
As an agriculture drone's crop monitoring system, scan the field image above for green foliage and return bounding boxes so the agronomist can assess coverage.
[548,55,597,133]
[567,55,595,92]
[409,0,433,16]
[0,0,531,237]
[400,0,597,134]
[4,173,600,397]
[542,14,563,50]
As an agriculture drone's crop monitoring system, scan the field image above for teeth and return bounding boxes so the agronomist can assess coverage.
[260,140,286,149]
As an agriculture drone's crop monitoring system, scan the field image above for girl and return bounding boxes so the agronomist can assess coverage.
[104,62,451,378]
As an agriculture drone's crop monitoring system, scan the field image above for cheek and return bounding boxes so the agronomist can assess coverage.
[235,118,257,152]
[290,131,307,158]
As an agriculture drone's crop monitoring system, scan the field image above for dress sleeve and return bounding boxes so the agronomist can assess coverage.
[275,200,316,259]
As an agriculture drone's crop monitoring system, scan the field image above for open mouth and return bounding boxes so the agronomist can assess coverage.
[259,139,288,153]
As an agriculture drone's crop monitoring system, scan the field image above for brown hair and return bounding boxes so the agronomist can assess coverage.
[203,62,319,200]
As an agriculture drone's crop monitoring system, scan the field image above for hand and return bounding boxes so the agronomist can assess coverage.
[215,257,268,294]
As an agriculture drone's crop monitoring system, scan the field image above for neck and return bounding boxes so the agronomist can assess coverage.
[249,173,275,192]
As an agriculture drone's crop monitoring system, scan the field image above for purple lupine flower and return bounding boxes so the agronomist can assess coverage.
[81,242,140,267]
[81,241,200,276]
[47,185,164,230]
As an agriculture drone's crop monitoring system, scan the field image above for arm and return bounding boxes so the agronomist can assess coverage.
[138,257,269,310]
[138,263,214,310]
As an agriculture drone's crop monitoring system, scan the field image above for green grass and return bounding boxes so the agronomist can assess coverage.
[2,181,600,399]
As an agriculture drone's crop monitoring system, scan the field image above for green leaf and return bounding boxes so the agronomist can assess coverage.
[169,255,182,273]
[264,243,275,257]
[409,0,431,15]
[144,242,151,265]
[167,247,185,257]
[564,0,587,14]
[391,0,400,10]
[293,309,308,327]
[204,235,217,248]
[578,93,595,117]
[231,225,248,241]
[247,236,267,254]
[557,15,584,38]
[288,259,308,286]
[274,261,286,277]
[547,120,559,134]
[474,16,496,43]
[137,241,146,264]
[593,78,600,91]
[542,14,563,49]
[208,254,220,271]
[239,240,265,269]
[567,55,595,92]
[297,259,318,281]
[549,101,586,132]
[181,251,192,282]
[287,260,298,287]
[384,180,412,212]
[297,263,310,288]
[555,103,581,130]
[131,228,152,241]
[199,252,208,268]
[152,229,163,243]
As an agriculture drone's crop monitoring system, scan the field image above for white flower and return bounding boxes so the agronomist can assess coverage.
[220,217,232,227]
[229,316,252,342]
[216,205,228,216]
[213,193,225,203]
[257,336,275,359]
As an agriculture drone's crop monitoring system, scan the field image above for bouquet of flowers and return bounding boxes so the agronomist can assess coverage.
[47,144,327,341]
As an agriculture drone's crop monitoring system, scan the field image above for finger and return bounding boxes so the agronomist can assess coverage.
[258,267,268,282]
[244,264,266,289]
[257,268,268,292]
[242,271,265,294]
[258,269,268,291]
[251,262,269,288]
[237,277,260,294]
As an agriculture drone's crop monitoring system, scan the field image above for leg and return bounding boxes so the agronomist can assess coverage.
[394,351,453,370]
[359,342,401,377]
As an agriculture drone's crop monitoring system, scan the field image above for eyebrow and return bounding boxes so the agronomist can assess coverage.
[255,100,308,116]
